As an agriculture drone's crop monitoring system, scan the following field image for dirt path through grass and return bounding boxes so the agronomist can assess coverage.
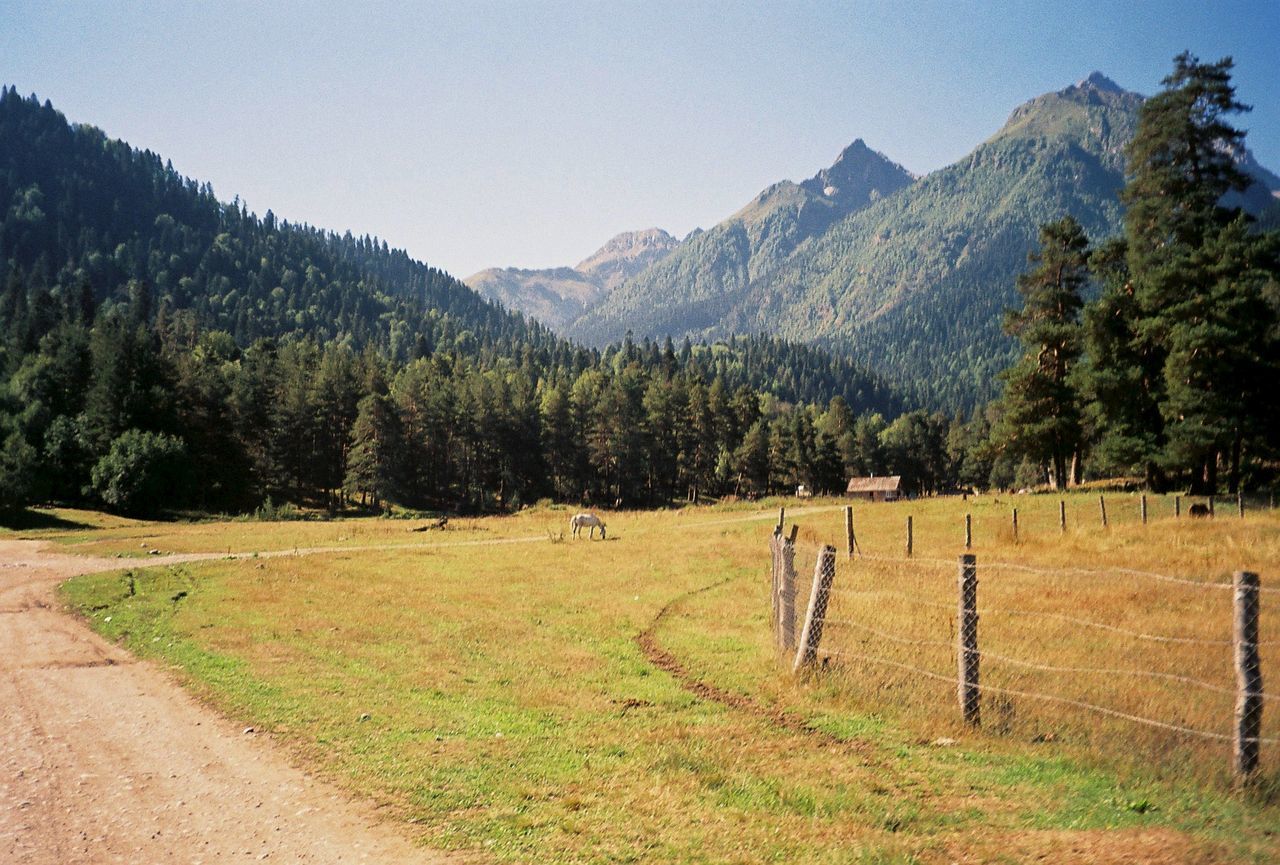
[0,538,474,864]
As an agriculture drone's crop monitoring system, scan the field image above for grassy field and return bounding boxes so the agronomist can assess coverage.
[45,493,1280,863]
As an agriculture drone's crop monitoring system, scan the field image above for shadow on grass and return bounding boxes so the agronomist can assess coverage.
[0,508,98,531]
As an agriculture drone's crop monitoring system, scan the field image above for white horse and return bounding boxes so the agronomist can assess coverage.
[570,512,607,539]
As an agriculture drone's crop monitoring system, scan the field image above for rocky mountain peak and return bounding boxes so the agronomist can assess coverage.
[574,228,679,290]
[575,228,677,272]
[1075,71,1125,94]
[800,139,914,208]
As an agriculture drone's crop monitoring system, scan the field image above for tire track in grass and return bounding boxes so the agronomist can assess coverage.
[636,575,866,750]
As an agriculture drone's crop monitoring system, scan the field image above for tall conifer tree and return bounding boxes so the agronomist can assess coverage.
[1121,53,1279,491]
[994,217,1089,490]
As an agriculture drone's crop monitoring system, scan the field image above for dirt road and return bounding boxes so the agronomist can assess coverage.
[0,539,456,864]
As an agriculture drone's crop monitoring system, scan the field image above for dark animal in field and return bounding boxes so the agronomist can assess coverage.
[1189,503,1211,518]
[411,517,449,532]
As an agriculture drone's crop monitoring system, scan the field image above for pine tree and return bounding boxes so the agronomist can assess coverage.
[1121,52,1278,492]
[1079,239,1166,483]
[344,386,403,509]
[994,217,1089,490]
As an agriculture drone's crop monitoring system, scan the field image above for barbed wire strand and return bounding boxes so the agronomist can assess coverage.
[821,648,1280,745]
[821,617,1280,703]
[821,585,1280,647]
[852,550,1280,593]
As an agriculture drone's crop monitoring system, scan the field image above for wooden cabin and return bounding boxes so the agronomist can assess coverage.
[845,475,903,502]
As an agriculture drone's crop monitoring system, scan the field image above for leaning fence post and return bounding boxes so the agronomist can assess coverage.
[778,531,798,651]
[793,545,837,672]
[769,533,781,635]
[957,554,980,726]
[964,513,972,549]
[1011,508,1019,543]
[776,506,785,535]
[1233,570,1262,782]
[905,515,914,558]
[1099,495,1108,528]
[1141,494,1148,525]
[1059,500,1067,533]
[844,505,857,558]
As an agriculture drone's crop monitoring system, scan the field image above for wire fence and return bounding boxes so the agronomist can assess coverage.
[768,512,1277,785]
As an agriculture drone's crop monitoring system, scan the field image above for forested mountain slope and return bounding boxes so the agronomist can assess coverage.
[742,73,1145,407]
[0,87,561,364]
[565,140,914,346]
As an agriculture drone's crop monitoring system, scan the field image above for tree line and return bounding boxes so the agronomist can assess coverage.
[0,276,938,514]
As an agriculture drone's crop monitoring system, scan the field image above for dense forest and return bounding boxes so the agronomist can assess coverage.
[0,87,914,516]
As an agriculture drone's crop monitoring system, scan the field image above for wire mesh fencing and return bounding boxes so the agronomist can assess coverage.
[767,524,1278,785]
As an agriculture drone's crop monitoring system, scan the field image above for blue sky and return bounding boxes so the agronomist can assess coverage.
[4,1,1278,277]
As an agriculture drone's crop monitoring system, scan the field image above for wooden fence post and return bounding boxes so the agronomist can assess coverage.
[906,515,913,558]
[1059,499,1067,533]
[1209,495,1216,518]
[957,554,980,726]
[1099,495,1108,528]
[778,532,798,651]
[768,534,778,634]
[794,545,837,672]
[1141,494,1148,525]
[1175,494,1182,518]
[964,513,972,550]
[1011,508,1019,543]
[769,534,781,635]
[1233,570,1262,782]
[776,506,785,535]
[844,506,856,558]
[1238,491,1245,518]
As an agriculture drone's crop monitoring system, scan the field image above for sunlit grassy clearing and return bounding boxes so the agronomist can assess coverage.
[60,495,1280,863]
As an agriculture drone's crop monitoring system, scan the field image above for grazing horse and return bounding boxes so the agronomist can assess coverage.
[570,512,607,539]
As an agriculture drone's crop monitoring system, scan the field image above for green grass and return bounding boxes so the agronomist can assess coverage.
[56,496,1280,863]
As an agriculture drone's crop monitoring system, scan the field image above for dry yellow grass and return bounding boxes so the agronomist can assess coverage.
[773,494,1279,774]
[55,494,1280,863]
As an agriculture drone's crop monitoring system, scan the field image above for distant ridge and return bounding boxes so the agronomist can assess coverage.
[466,228,677,329]
[565,138,914,346]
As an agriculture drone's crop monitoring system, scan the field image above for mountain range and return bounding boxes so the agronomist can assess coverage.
[474,72,1280,409]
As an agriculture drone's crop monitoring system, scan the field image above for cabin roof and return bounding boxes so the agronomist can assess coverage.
[846,475,903,493]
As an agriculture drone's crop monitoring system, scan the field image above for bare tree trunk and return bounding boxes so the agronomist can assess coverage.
[1228,431,1243,494]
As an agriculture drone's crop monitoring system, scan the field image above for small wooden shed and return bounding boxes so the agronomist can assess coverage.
[845,475,903,502]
